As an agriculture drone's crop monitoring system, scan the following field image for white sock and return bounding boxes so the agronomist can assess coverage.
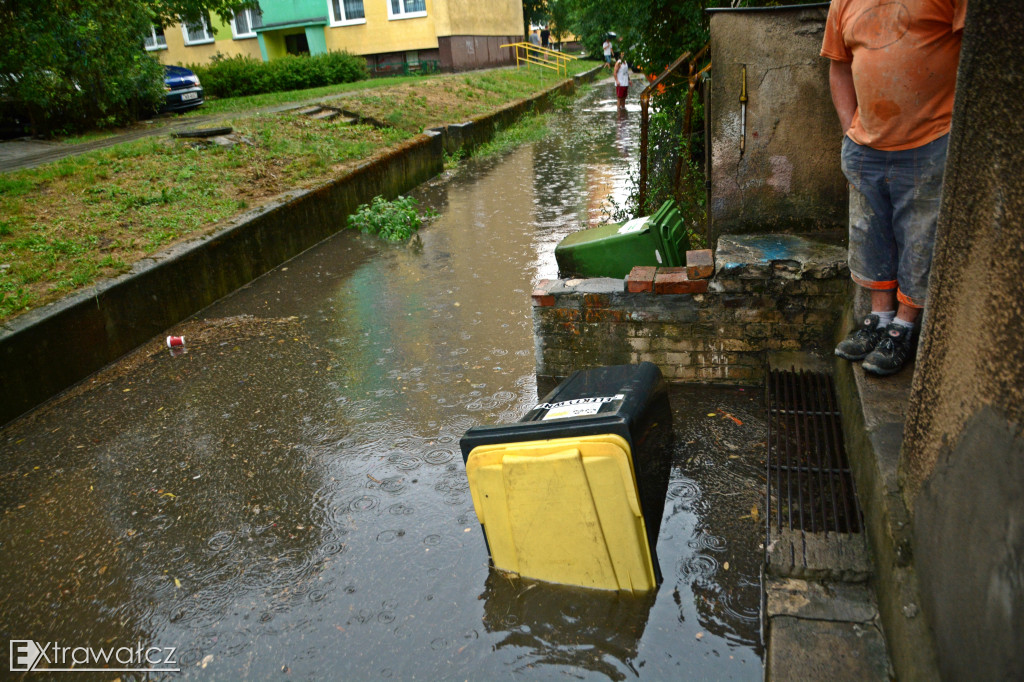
[892,316,915,330]
[872,310,895,328]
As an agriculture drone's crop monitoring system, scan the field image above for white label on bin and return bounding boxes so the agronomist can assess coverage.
[655,249,663,264]
[617,216,650,235]
[537,394,625,420]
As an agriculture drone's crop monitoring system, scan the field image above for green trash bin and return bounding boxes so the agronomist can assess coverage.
[554,200,689,279]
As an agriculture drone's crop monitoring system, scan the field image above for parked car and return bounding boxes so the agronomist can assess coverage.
[162,65,204,112]
[0,73,29,138]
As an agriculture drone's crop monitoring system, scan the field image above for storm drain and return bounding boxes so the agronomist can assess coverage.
[765,369,868,580]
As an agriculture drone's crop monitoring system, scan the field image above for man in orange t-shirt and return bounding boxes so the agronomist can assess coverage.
[823,0,966,376]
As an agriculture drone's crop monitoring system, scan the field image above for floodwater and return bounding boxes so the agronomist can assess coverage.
[0,79,766,680]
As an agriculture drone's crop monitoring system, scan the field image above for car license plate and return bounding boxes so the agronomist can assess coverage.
[181,92,198,101]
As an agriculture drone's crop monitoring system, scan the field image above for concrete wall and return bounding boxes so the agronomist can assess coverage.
[532,234,847,386]
[899,1,1024,679]
[433,0,523,38]
[0,133,443,426]
[707,5,846,242]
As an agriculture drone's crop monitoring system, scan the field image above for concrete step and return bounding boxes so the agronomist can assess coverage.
[310,109,341,121]
[765,578,891,681]
[766,528,872,583]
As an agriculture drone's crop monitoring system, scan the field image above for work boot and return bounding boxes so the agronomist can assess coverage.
[835,314,885,361]
[862,323,916,376]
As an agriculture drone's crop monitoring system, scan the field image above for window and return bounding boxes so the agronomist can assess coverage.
[144,25,167,51]
[231,8,263,39]
[329,0,366,26]
[182,14,214,46]
[388,0,426,20]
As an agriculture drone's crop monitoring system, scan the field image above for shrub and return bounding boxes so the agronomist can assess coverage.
[0,4,164,136]
[346,195,435,243]
[190,54,265,99]
[191,51,368,99]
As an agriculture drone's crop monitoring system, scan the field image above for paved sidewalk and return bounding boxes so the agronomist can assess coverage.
[0,96,346,174]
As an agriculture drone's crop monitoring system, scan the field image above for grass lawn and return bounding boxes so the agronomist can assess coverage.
[0,60,596,322]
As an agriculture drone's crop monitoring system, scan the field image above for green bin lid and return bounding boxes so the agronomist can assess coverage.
[648,201,689,267]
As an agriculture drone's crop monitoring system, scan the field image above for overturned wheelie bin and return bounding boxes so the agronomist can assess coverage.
[460,362,673,593]
[554,200,689,279]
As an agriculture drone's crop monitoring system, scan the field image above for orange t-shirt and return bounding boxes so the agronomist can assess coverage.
[821,0,967,151]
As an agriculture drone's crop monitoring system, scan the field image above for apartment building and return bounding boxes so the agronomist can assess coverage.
[145,0,524,72]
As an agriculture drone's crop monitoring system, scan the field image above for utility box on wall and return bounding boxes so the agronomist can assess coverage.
[707,4,846,244]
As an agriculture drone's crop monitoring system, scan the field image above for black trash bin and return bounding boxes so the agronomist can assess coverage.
[460,362,672,592]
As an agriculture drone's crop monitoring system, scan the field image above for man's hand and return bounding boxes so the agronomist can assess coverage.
[829,59,857,134]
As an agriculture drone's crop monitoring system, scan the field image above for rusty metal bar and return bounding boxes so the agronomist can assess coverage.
[790,370,806,533]
[814,372,842,532]
[775,465,847,475]
[795,370,814,533]
[823,374,859,532]
[637,44,710,217]
[781,370,795,531]
[639,95,650,213]
[766,371,775,544]
[801,370,825,534]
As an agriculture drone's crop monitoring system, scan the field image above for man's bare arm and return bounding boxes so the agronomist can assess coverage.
[829,59,857,134]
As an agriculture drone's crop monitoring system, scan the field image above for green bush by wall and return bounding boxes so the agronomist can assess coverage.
[191,51,368,99]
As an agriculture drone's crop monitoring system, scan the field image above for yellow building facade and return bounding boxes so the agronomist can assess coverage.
[146,0,524,72]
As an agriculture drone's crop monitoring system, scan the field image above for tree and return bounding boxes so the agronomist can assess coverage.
[522,0,546,39]
[562,0,709,74]
[545,0,571,50]
[0,0,257,135]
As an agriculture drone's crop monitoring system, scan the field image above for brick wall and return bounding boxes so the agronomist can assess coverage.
[532,234,849,385]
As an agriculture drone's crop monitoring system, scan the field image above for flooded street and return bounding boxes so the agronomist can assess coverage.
[1,80,765,680]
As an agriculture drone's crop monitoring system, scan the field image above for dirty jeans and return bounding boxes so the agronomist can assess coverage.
[840,134,948,308]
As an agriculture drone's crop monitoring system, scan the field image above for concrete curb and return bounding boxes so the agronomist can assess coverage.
[0,64,606,426]
[833,289,940,681]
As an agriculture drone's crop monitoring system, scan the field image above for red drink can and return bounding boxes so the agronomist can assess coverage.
[166,335,185,348]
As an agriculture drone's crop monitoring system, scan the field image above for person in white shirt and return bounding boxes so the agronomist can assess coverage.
[613,53,630,111]
[602,38,613,66]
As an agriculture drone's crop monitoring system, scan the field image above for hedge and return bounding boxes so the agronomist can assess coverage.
[190,51,368,99]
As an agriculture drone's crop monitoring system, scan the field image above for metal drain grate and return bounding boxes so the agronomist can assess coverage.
[766,369,863,540]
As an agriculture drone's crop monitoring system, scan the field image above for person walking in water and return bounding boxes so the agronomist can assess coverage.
[613,52,630,112]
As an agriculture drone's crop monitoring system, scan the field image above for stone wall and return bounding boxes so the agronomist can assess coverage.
[707,5,845,241]
[533,234,847,386]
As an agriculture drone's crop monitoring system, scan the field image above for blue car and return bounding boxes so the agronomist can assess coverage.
[162,65,204,112]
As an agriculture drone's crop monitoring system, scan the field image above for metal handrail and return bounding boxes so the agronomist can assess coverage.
[638,43,711,216]
[501,42,579,78]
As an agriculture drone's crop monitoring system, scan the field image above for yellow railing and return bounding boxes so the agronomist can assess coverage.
[501,42,579,78]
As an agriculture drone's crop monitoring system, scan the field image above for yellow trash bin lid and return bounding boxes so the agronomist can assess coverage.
[465,434,657,593]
